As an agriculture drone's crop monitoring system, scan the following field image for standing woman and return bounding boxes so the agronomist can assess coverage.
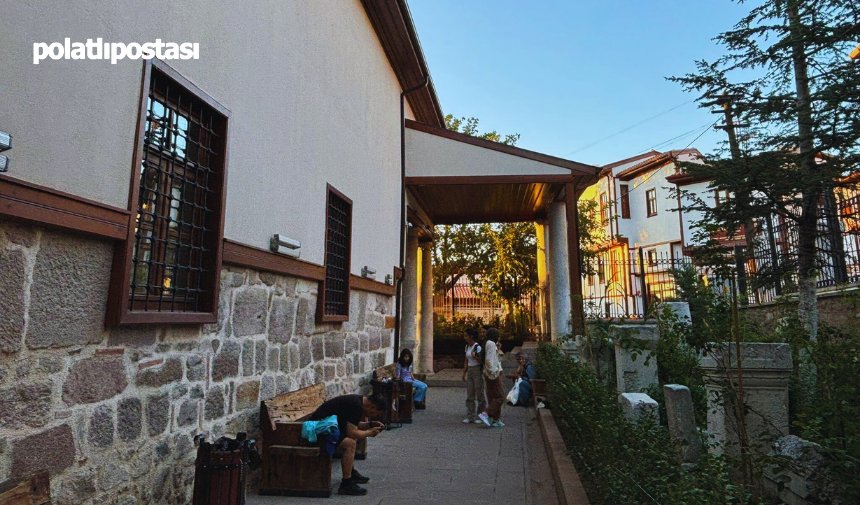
[478,327,505,427]
[461,328,486,424]
[395,349,428,409]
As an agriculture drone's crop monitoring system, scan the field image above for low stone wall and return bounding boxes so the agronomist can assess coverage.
[0,221,394,504]
[741,288,860,333]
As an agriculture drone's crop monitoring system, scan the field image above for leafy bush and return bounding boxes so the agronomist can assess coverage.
[537,342,763,505]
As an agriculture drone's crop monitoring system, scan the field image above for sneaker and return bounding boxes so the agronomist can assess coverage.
[463,419,472,424]
[478,412,491,427]
[338,480,368,496]
[491,420,505,427]
[351,469,370,484]
[473,419,483,424]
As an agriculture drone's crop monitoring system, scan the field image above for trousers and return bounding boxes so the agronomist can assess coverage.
[465,365,486,421]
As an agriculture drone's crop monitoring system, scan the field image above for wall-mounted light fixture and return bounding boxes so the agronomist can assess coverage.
[361,266,376,279]
[270,234,301,259]
[384,274,393,285]
[0,131,11,173]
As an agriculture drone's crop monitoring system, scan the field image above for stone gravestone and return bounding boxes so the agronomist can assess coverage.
[619,393,659,425]
[700,343,792,457]
[612,323,660,394]
[659,302,692,326]
[664,384,702,464]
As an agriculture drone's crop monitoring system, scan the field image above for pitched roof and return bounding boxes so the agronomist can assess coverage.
[614,149,702,181]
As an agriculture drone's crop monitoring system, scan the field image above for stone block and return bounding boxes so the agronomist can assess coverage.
[369,331,381,351]
[2,223,38,247]
[311,335,324,362]
[613,324,659,394]
[236,381,259,411]
[232,287,269,337]
[146,394,169,436]
[324,363,336,381]
[288,343,299,370]
[63,356,128,405]
[186,354,206,382]
[0,249,25,353]
[619,393,658,424]
[345,334,359,354]
[27,232,111,348]
[279,345,292,373]
[298,337,311,368]
[267,347,279,372]
[336,361,346,378]
[295,298,314,336]
[89,404,114,449]
[268,297,297,344]
[177,400,198,427]
[663,384,702,463]
[0,383,52,428]
[11,424,76,477]
[359,333,369,353]
[324,332,344,358]
[204,386,225,420]
[107,326,157,347]
[100,461,130,491]
[117,397,142,442]
[212,339,241,382]
[700,343,792,457]
[242,340,254,377]
[276,375,291,396]
[260,376,275,401]
[222,270,245,288]
[37,356,64,374]
[58,467,97,504]
[254,340,266,375]
[136,357,182,388]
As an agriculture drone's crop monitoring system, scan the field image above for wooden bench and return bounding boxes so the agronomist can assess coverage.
[372,364,414,424]
[259,383,332,497]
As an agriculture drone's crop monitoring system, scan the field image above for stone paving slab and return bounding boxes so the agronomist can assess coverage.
[247,367,558,505]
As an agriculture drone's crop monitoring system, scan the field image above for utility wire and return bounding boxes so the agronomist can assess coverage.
[634,121,716,155]
[565,99,695,156]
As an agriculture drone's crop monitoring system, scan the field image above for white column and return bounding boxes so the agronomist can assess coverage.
[401,228,420,358]
[416,242,434,374]
[535,221,550,340]
[547,202,571,341]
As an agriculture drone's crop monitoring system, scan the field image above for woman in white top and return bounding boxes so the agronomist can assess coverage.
[477,327,505,427]
[461,328,487,423]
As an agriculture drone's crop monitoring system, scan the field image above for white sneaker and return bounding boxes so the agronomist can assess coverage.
[491,420,505,427]
[472,419,483,424]
[463,419,471,424]
[478,412,491,427]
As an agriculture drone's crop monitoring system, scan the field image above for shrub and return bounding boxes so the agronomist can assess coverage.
[537,342,763,505]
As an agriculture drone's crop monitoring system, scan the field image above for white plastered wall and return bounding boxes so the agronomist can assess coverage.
[0,0,409,275]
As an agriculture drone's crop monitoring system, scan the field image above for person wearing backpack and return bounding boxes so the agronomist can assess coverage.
[461,328,486,424]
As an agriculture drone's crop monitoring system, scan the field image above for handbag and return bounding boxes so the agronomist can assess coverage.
[506,378,522,405]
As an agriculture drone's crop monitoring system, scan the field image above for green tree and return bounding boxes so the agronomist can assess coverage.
[670,0,860,339]
[445,114,521,146]
[473,223,539,313]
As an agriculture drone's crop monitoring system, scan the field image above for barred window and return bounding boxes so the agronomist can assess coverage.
[108,60,229,325]
[320,185,352,321]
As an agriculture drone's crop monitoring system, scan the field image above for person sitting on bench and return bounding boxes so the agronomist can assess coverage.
[308,393,387,496]
[395,348,428,409]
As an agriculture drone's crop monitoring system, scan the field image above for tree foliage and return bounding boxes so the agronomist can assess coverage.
[669,0,860,339]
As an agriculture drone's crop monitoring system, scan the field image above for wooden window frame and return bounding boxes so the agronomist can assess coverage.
[714,189,730,208]
[107,59,230,326]
[599,192,609,225]
[646,188,658,217]
[620,184,631,219]
[317,184,353,323]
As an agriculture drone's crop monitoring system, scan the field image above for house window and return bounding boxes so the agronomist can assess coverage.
[647,249,658,266]
[600,192,609,225]
[620,184,630,219]
[646,189,658,217]
[715,189,730,207]
[109,60,229,324]
[320,184,353,321]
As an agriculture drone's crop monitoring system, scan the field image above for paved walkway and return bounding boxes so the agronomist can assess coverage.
[248,357,558,505]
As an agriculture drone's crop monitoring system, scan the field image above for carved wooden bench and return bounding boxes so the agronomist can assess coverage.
[259,383,332,497]
[372,364,414,424]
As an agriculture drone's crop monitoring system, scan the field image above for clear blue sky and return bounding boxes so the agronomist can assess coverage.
[408,0,752,167]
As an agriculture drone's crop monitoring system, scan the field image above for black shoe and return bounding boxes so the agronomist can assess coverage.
[351,469,370,484]
[338,480,368,496]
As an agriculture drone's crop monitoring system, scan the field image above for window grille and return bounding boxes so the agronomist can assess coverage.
[322,185,352,319]
[111,61,229,322]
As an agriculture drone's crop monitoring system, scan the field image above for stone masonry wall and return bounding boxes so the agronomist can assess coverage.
[0,220,394,504]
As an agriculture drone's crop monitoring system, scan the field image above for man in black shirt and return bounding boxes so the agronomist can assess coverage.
[309,393,387,496]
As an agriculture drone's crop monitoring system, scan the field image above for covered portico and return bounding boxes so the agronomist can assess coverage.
[400,119,598,374]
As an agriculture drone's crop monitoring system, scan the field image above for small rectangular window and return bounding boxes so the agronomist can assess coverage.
[108,60,229,325]
[715,189,730,207]
[620,184,630,219]
[646,189,658,217]
[320,184,353,321]
[600,192,609,225]
[648,249,658,266]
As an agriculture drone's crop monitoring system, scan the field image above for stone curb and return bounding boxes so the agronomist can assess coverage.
[536,407,591,505]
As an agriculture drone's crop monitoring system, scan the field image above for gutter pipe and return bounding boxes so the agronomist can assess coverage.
[394,76,429,361]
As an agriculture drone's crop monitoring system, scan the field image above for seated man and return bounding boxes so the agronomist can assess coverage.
[308,392,387,496]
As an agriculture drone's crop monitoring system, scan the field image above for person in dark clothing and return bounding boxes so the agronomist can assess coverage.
[309,393,387,495]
